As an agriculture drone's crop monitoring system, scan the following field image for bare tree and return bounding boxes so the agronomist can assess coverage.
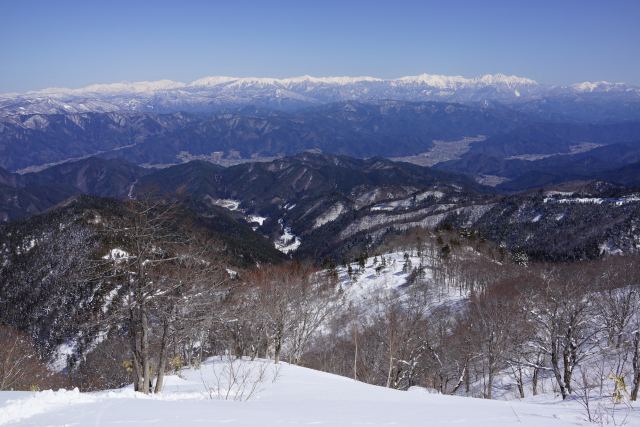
[243,263,312,364]
[87,188,229,394]
[467,286,518,399]
[0,325,70,391]
[288,272,343,365]
[526,265,600,400]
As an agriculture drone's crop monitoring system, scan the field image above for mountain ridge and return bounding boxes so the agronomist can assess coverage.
[8,73,636,98]
[2,73,638,118]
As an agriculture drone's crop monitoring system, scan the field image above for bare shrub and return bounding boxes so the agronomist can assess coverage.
[0,325,71,391]
[201,358,278,401]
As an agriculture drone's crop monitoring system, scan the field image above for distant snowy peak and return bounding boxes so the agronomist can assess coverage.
[1,73,638,117]
[32,79,187,97]
[6,73,637,99]
[394,73,538,89]
[569,81,636,93]
[188,73,536,90]
[189,75,384,88]
[9,73,542,96]
[188,76,240,87]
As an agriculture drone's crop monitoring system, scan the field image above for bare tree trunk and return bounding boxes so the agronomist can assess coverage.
[487,368,494,399]
[551,344,568,400]
[450,365,466,395]
[632,329,640,401]
[141,304,150,395]
[274,330,282,364]
[129,309,143,392]
[386,352,393,388]
[154,319,171,394]
[353,329,358,381]
[563,341,574,395]
[516,365,525,398]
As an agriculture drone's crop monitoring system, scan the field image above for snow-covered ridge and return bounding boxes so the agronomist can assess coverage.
[190,75,384,88]
[5,73,636,99]
[2,73,637,118]
[27,79,188,97]
[395,73,538,88]
[4,73,537,98]
[569,81,630,93]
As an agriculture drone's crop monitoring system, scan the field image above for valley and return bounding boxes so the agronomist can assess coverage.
[389,135,486,166]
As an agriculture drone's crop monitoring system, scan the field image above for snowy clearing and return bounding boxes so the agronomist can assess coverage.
[248,215,266,226]
[338,251,467,311]
[0,357,626,426]
[274,219,301,253]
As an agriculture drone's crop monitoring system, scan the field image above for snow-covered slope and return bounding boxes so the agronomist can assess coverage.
[0,357,623,426]
[2,73,638,116]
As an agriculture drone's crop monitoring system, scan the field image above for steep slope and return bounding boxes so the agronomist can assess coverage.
[474,189,640,261]
[135,153,498,256]
[0,194,284,353]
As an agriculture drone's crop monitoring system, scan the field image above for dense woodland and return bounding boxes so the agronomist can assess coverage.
[1,190,640,407]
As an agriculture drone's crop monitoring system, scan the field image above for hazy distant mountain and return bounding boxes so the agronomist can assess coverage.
[462,122,640,158]
[0,101,533,171]
[2,73,638,117]
[0,112,201,171]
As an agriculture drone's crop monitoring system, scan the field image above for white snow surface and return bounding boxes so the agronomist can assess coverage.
[0,357,628,426]
[313,203,346,228]
[248,215,266,226]
[544,196,640,205]
[7,73,636,100]
[337,251,467,312]
[274,219,301,253]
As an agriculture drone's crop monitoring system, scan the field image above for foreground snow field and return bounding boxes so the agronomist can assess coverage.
[2,358,635,426]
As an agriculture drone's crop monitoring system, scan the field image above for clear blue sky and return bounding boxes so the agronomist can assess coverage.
[1,0,638,94]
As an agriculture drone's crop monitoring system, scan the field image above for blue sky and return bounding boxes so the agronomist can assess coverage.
[1,0,638,93]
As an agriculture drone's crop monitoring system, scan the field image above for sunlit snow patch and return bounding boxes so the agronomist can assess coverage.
[275,219,301,253]
[214,199,241,210]
[248,215,266,226]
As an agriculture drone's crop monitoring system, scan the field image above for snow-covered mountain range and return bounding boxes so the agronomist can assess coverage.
[1,73,638,117]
